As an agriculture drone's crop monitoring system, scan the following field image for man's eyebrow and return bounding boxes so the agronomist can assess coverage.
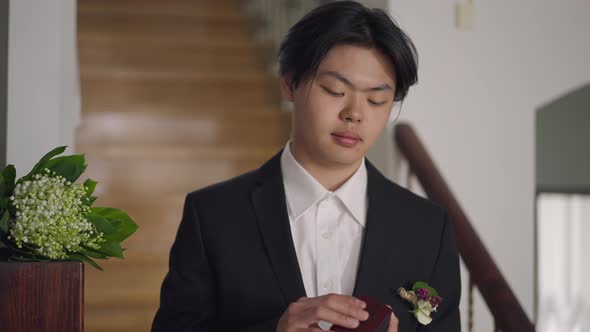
[318,70,393,92]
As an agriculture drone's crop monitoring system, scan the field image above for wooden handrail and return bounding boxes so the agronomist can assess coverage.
[394,122,535,332]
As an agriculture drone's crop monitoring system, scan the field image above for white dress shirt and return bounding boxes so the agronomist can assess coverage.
[280,141,368,298]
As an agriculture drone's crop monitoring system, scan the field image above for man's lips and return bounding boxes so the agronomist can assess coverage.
[331,131,361,147]
[331,131,361,141]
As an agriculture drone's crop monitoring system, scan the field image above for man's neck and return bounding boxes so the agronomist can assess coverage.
[290,144,362,192]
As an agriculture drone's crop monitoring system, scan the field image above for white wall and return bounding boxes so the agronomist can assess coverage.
[7,0,80,176]
[370,0,590,330]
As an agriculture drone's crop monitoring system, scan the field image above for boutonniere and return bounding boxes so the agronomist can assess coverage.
[397,281,442,325]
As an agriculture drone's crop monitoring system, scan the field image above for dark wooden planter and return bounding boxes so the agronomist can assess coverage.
[0,261,84,332]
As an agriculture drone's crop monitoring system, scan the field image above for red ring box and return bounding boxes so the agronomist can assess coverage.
[332,295,391,332]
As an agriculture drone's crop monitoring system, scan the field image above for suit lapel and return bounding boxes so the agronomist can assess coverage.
[352,160,415,301]
[251,151,307,305]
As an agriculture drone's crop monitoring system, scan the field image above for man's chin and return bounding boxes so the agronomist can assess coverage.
[323,152,365,168]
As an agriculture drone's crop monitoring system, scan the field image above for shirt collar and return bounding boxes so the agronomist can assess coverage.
[334,158,367,227]
[280,141,367,227]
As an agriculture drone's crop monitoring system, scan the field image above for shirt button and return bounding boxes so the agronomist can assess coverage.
[322,279,333,289]
[321,232,332,240]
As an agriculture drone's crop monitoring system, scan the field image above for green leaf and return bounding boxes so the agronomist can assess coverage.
[82,195,97,207]
[0,175,4,198]
[11,255,42,262]
[44,155,87,183]
[83,178,97,196]
[80,245,109,259]
[412,281,438,297]
[23,146,67,180]
[88,196,97,205]
[0,210,9,234]
[0,198,10,211]
[95,240,124,259]
[3,164,16,185]
[68,253,103,271]
[9,250,50,261]
[39,146,68,163]
[0,165,16,198]
[83,214,123,259]
[0,236,38,261]
[88,212,117,238]
[91,207,138,242]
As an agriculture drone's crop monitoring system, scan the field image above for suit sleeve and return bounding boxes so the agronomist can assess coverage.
[151,193,217,331]
[238,318,281,332]
[419,211,462,332]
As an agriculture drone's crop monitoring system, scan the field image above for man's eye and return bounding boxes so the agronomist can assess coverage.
[321,86,344,97]
[368,100,386,106]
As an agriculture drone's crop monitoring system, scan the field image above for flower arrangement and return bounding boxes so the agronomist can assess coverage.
[398,281,443,325]
[0,146,138,270]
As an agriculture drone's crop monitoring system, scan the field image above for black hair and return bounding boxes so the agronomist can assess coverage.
[278,0,418,102]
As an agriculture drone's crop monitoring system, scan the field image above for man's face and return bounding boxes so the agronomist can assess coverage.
[282,44,396,169]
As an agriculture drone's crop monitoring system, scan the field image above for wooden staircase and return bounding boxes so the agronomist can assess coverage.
[76,1,290,331]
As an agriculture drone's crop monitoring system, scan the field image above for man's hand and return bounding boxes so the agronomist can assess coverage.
[386,305,399,332]
[276,294,369,331]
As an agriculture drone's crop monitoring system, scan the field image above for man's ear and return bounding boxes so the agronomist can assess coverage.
[280,74,295,101]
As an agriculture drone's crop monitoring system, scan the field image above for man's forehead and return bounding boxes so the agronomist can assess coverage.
[315,68,395,94]
[317,70,394,92]
[317,46,396,85]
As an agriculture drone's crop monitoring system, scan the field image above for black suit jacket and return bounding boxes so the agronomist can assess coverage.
[152,151,461,332]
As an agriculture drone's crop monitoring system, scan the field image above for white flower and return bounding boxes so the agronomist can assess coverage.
[8,170,103,259]
[414,300,434,325]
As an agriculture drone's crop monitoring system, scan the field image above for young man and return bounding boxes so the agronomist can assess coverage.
[152,1,461,331]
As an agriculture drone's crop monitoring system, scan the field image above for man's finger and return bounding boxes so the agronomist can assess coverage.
[300,304,361,330]
[315,294,369,321]
[387,311,399,332]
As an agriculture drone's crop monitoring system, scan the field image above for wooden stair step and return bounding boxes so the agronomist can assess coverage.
[78,46,263,71]
[81,97,281,116]
[80,104,283,116]
[80,150,275,196]
[80,91,280,114]
[85,306,157,332]
[81,67,273,81]
[78,142,284,161]
[80,64,269,79]
[79,0,244,20]
[78,17,250,43]
[79,74,279,106]
[78,5,246,22]
[84,252,168,269]
[85,270,165,308]
[78,32,257,50]
[89,194,185,253]
[78,0,247,24]
[84,253,168,303]
[77,35,252,51]
[82,156,257,193]
[76,112,290,146]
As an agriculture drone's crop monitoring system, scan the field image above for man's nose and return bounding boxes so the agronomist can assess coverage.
[340,95,365,123]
